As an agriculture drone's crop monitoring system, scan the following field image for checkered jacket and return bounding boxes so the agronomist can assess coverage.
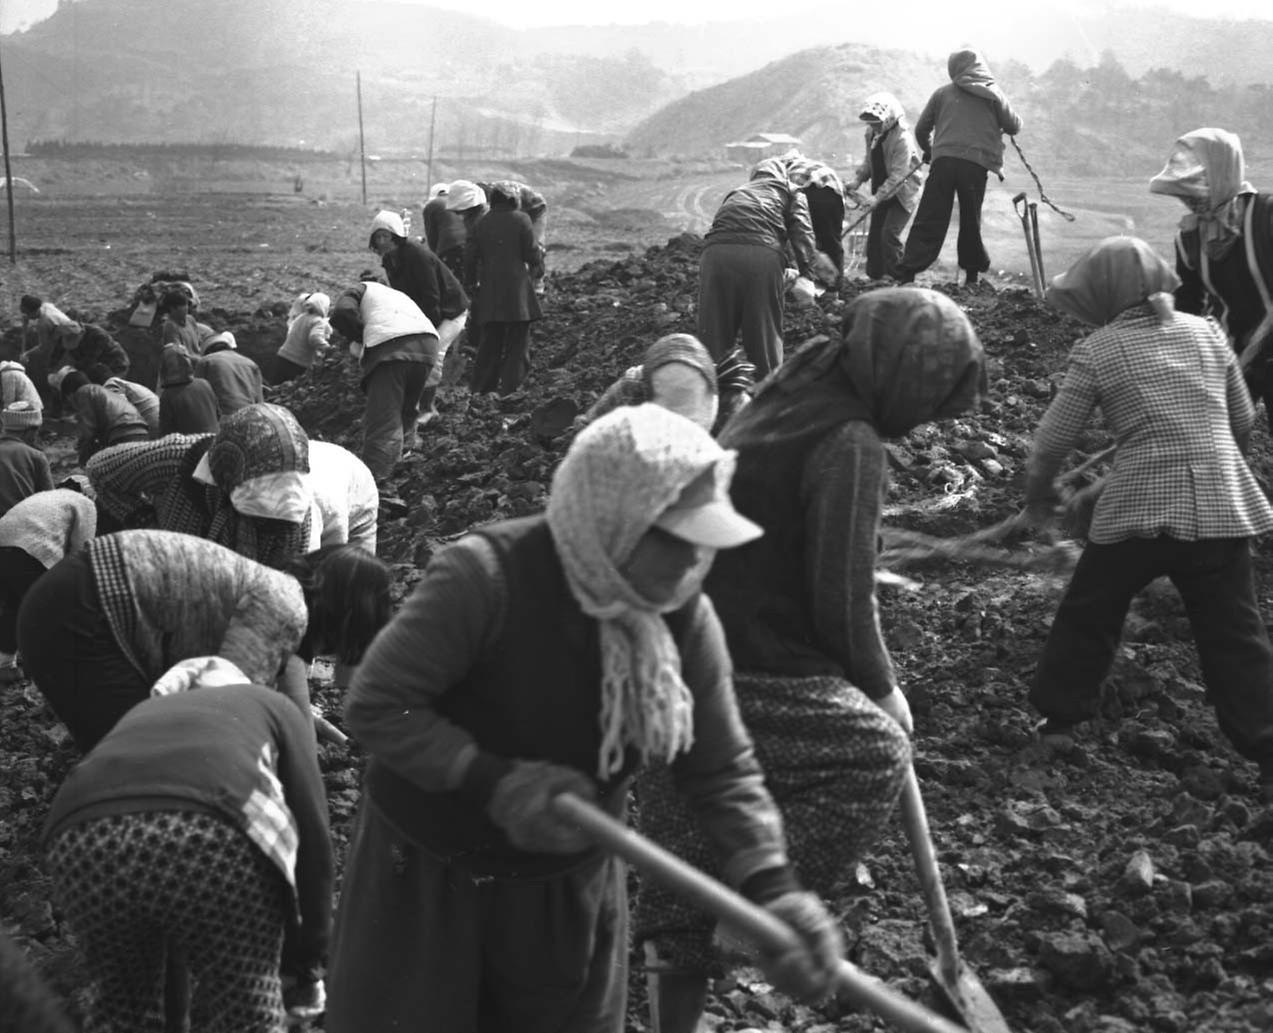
[1027,305,1273,543]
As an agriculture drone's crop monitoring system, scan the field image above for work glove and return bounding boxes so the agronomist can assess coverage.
[790,276,817,309]
[756,891,844,1002]
[487,759,598,854]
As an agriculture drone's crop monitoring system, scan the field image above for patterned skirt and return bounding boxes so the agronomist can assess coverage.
[633,672,911,970]
[46,810,289,1033]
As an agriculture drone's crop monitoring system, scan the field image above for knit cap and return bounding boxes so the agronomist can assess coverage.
[445,180,487,212]
[208,403,309,493]
[641,334,717,395]
[1,400,41,430]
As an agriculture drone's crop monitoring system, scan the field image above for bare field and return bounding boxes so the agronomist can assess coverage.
[0,158,1239,325]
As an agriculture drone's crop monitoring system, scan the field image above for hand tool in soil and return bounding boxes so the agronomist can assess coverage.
[313,712,348,746]
[898,766,1014,1033]
[552,792,968,1033]
[842,162,926,241]
[1012,192,1045,300]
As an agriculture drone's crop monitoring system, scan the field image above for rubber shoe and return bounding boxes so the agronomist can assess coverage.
[1034,716,1078,743]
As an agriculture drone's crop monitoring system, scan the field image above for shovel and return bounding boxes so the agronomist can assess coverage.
[1012,192,1045,299]
[899,766,1013,1033]
[553,792,968,1033]
[842,161,925,241]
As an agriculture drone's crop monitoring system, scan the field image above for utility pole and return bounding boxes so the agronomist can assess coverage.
[356,71,367,204]
[0,40,16,264]
[424,95,438,190]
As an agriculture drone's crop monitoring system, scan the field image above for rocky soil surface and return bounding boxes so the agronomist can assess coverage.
[4,233,1273,1033]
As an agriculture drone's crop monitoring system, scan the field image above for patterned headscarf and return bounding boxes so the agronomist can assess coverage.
[1149,128,1255,259]
[1046,236,1181,327]
[166,404,313,569]
[546,404,739,777]
[722,287,985,447]
[859,91,904,132]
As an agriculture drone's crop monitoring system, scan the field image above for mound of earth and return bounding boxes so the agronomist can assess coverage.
[3,236,1273,1032]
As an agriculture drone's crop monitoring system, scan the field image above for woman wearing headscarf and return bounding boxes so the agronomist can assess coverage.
[776,150,849,284]
[16,529,391,752]
[636,288,985,1032]
[61,370,151,466]
[86,403,313,564]
[895,49,1021,286]
[464,181,544,396]
[582,333,755,435]
[1023,236,1273,802]
[698,159,818,377]
[273,291,333,386]
[325,403,844,1033]
[0,488,96,684]
[158,345,221,436]
[849,93,925,281]
[43,684,333,1033]
[1149,127,1273,418]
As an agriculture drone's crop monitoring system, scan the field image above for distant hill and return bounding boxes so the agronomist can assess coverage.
[625,45,947,164]
[0,0,685,152]
[624,41,1273,177]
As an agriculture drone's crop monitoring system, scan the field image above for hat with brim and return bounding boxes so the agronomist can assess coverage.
[653,466,762,549]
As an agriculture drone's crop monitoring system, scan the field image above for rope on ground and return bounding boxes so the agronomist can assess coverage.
[1011,138,1077,222]
[877,510,1079,573]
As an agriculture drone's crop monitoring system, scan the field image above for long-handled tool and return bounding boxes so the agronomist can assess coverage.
[1012,192,1045,299]
[843,162,925,240]
[553,793,970,1033]
[898,767,1013,1033]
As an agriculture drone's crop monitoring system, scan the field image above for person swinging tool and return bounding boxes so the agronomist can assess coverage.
[847,93,925,281]
[895,48,1022,287]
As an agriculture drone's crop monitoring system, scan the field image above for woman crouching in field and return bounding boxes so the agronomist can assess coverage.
[636,288,986,1031]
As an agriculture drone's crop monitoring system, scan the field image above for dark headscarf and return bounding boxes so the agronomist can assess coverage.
[160,345,194,387]
[721,287,985,447]
[1046,236,1180,327]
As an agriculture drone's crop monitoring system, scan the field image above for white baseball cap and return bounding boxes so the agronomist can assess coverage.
[654,467,762,549]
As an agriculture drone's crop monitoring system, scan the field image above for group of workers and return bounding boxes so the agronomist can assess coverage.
[2,45,1273,1033]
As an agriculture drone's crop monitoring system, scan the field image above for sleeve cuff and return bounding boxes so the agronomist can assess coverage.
[457,749,515,808]
[740,866,802,905]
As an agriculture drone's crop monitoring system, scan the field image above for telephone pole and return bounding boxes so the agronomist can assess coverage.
[0,40,17,263]
[356,71,367,204]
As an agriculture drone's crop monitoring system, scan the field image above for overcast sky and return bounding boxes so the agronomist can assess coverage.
[2,0,1272,33]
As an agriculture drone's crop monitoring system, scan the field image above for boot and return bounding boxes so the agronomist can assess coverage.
[964,269,979,286]
[644,943,709,1033]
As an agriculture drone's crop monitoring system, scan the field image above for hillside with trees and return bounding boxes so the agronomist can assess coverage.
[626,44,1273,175]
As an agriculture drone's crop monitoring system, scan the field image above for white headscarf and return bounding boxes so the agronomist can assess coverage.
[546,404,738,777]
[1150,128,1255,259]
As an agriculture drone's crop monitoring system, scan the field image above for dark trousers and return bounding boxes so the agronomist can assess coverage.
[1031,536,1273,772]
[865,198,911,280]
[16,550,151,752]
[470,321,531,396]
[361,359,432,481]
[898,156,990,278]
[805,185,845,275]
[697,244,784,378]
[0,546,46,654]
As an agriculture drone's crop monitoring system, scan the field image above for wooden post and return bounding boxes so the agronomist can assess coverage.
[356,71,367,205]
[424,95,438,192]
[0,40,16,264]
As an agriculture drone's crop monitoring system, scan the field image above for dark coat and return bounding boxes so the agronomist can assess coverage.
[159,380,221,436]
[195,349,265,416]
[67,325,130,377]
[465,208,543,325]
[382,238,469,327]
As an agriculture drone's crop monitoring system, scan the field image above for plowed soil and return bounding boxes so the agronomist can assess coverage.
[2,187,1272,1033]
